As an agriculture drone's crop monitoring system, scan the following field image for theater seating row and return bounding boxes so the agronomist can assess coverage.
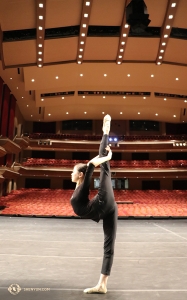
[22,158,187,168]
[1,189,187,217]
[27,133,187,141]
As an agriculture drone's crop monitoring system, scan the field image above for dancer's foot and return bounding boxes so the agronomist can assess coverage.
[102,114,111,134]
[83,285,107,294]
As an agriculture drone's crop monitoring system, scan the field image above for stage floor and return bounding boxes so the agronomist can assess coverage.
[0,216,187,300]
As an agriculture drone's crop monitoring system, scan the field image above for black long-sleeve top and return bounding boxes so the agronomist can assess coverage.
[70,163,100,222]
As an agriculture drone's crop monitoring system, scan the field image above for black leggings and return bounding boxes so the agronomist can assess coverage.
[91,134,118,276]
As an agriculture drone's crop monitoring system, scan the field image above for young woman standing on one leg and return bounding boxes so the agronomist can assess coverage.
[70,115,118,294]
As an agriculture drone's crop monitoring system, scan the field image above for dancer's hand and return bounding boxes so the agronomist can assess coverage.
[105,145,112,160]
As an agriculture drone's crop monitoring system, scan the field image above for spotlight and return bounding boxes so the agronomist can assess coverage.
[126,0,151,33]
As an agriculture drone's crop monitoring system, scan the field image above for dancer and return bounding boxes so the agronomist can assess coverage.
[70,115,118,294]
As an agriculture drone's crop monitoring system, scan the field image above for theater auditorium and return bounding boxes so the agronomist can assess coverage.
[0,0,187,299]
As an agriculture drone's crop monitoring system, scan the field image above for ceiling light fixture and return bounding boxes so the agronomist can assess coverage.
[31,79,35,82]
[39,15,43,19]
[84,13,88,17]
[39,3,43,8]
[39,26,43,30]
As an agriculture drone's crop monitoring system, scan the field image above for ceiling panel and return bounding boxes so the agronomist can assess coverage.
[89,0,125,26]
[45,0,82,28]
[84,37,119,60]
[125,38,159,61]
[44,37,78,63]
[0,0,35,31]
[165,39,187,65]
[3,40,36,66]
[173,0,187,28]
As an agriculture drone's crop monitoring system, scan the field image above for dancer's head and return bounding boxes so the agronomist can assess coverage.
[71,163,87,184]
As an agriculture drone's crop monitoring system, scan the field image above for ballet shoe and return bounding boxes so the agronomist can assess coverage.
[102,114,111,133]
[83,285,107,294]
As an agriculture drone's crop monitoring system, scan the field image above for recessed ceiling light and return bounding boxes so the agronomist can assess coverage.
[102,112,105,114]
[121,41,125,45]
[31,115,33,117]
[166,25,170,29]
[173,115,176,117]
[79,55,82,58]
[127,74,130,77]
[138,112,140,114]
[62,97,64,99]
[164,34,168,38]
[48,113,51,116]
[27,105,29,107]
[56,76,59,79]
[22,96,24,98]
[123,33,127,37]
[84,13,88,17]
[38,58,42,61]
[164,98,167,101]
[151,74,154,77]
[104,74,107,77]
[10,77,12,79]
[38,44,42,47]
[82,24,86,27]
[78,61,81,64]
[120,112,123,114]
[41,98,44,101]
[118,55,122,58]
[157,62,161,65]
[39,16,43,19]
[123,96,126,99]
[80,74,83,76]
[120,49,124,52]
[81,33,85,36]
[124,24,128,28]
[80,41,84,44]
[159,56,162,59]
[66,112,69,114]
[162,42,166,46]
[79,49,83,52]
[143,97,146,99]
[39,3,43,8]
[169,15,173,19]
[184,100,187,103]
[38,64,42,67]
[38,51,42,55]
[83,96,85,98]
[31,79,35,82]
[103,96,106,98]
[84,112,87,114]
[171,3,176,7]
[16,87,18,89]
[176,78,179,80]
[155,113,158,116]
[160,49,164,53]
[86,1,90,5]
[117,62,121,64]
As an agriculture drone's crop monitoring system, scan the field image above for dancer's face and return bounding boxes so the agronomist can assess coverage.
[71,166,83,183]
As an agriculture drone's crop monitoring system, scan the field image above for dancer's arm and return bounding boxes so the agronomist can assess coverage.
[87,146,112,167]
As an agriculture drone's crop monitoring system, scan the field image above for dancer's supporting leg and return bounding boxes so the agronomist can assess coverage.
[84,115,118,294]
